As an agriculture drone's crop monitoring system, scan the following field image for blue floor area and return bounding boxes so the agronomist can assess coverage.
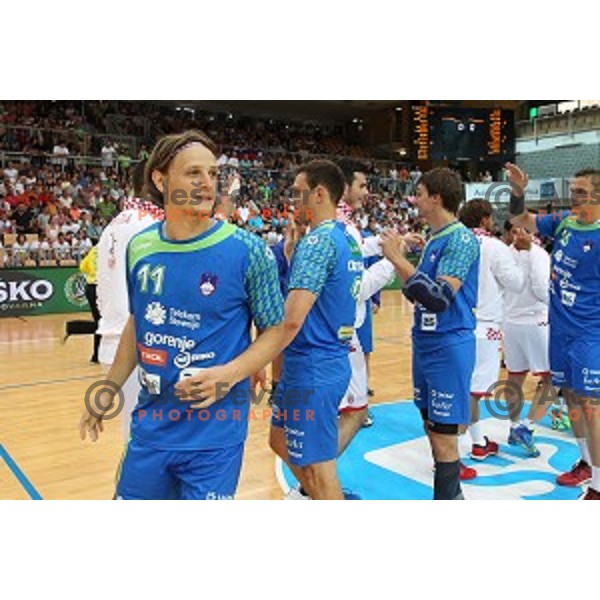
[279,401,582,500]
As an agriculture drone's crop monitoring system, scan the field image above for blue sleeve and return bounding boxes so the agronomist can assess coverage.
[288,230,336,297]
[536,210,570,238]
[271,240,289,296]
[365,252,382,305]
[244,239,285,330]
[436,229,479,282]
[372,290,381,307]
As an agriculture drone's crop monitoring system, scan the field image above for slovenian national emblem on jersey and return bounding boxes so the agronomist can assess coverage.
[199,273,218,297]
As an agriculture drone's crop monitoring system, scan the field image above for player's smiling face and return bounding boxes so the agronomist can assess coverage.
[346,171,368,210]
[154,144,218,220]
[414,182,436,221]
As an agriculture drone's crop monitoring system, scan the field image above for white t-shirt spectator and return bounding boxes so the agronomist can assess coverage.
[389,167,398,180]
[78,237,93,252]
[30,239,51,254]
[12,240,30,263]
[61,221,80,235]
[217,153,229,167]
[101,145,117,168]
[52,144,69,167]
[59,194,73,209]
[4,167,18,183]
[53,240,71,259]
[228,156,239,168]
[0,219,12,234]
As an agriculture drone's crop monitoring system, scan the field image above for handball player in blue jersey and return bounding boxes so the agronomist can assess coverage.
[269,160,363,499]
[380,168,480,500]
[509,164,600,499]
[79,130,285,500]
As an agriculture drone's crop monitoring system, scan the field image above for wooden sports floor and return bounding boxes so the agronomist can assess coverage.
[0,291,536,499]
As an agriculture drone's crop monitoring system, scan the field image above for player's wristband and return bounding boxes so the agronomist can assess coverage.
[509,193,525,216]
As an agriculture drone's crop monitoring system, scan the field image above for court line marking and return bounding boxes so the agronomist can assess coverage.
[0,337,62,345]
[0,444,43,500]
[0,374,100,392]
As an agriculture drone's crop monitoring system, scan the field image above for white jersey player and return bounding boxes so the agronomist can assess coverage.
[335,160,396,458]
[502,222,552,455]
[458,200,526,472]
[96,161,164,437]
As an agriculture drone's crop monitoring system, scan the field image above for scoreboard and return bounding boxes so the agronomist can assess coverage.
[412,105,515,161]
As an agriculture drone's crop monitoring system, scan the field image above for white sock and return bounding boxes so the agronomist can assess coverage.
[522,418,535,430]
[592,467,600,492]
[469,422,486,446]
[576,438,592,465]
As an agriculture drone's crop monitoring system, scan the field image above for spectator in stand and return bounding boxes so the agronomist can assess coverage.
[53,232,70,262]
[13,203,35,234]
[12,233,30,266]
[52,141,70,169]
[138,144,149,161]
[3,162,19,184]
[30,232,51,263]
[228,153,240,169]
[118,147,132,173]
[217,151,229,167]
[101,140,117,169]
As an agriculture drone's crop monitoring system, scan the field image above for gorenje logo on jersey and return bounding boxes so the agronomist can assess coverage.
[144,332,196,352]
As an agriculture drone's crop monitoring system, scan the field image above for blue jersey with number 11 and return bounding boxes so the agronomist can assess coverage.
[126,220,284,451]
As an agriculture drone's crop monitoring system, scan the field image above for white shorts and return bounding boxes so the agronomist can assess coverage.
[471,323,503,397]
[503,320,550,376]
[339,334,368,412]
[101,364,141,439]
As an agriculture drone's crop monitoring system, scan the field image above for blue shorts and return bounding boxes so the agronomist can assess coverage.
[116,439,244,500]
[550,330,600,398]
[412,331,475,425]
[356,301,374,354]
[271,356,351,467]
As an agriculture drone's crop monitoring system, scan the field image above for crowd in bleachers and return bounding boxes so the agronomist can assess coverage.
[0,101,427,268]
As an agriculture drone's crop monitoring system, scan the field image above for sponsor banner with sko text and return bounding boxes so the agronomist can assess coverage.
[0,268,89,318]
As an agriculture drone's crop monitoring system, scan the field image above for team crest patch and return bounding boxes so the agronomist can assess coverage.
[199,273,218,296]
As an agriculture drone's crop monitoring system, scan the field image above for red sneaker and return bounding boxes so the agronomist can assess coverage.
[557,460,592,487]
[460,462,478,480]
[470,437,499,461]
[581,487,600,500]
